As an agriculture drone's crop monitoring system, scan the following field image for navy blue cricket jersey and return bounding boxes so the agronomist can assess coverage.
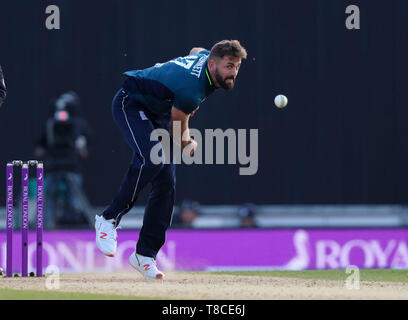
[123,50,216,115]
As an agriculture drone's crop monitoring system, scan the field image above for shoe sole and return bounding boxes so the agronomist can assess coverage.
[96,243,116,257]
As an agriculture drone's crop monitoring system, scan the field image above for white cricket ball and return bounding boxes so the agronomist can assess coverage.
[274,94,288,108]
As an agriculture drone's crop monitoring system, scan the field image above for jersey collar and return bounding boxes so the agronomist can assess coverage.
[204,63,216,90]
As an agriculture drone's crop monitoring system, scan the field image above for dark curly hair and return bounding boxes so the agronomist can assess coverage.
[209,40,248,60]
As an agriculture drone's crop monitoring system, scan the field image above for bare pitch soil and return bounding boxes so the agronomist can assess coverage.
[1,272,407,300]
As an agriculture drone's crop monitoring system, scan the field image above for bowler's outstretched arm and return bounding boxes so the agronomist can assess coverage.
[189,47,207,55]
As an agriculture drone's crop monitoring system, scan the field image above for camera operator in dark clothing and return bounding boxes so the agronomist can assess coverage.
[0,65,6,107]
[34,91,92,229]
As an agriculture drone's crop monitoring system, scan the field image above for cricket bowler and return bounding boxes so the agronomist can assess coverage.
[95,40,247,279]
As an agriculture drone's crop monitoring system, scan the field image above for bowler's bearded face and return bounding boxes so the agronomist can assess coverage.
[213,56,242,90]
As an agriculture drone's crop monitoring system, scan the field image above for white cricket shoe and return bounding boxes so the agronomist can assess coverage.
[95,215,118,257]
[129,251,165,280]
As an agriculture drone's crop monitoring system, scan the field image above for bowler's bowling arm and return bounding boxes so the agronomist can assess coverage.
[189,47,207,55]
[170,107,193,149]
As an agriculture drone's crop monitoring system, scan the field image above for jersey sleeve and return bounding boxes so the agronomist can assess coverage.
[198,50,210,55]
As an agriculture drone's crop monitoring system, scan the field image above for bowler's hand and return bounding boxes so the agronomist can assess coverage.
[183,139,198,156]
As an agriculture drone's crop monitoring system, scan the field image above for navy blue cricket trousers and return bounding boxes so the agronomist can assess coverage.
[102,89,175,259]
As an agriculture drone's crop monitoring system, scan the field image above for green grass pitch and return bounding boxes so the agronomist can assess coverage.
[0,289,157,300]
[212,269,408,283]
